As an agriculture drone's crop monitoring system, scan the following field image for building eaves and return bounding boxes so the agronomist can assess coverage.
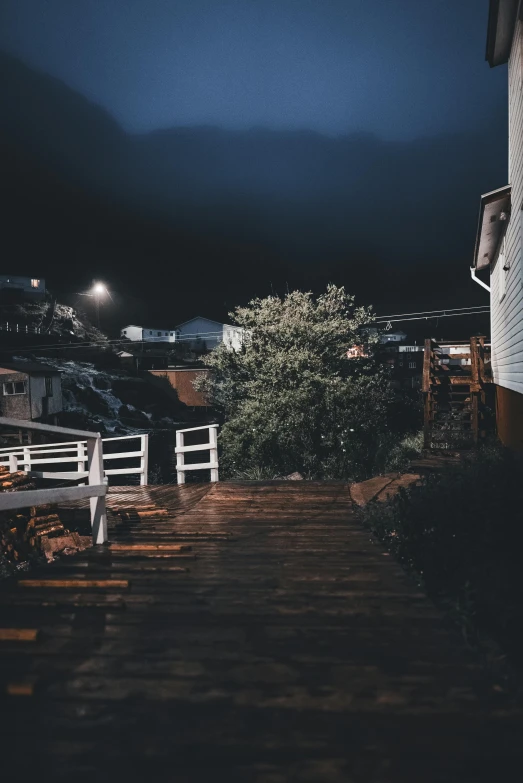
[486,0,520,67]
[473,185,511,270]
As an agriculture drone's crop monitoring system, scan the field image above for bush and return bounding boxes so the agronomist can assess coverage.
[361,444,523,664]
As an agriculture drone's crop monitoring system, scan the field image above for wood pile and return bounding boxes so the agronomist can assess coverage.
[0,467,91,567]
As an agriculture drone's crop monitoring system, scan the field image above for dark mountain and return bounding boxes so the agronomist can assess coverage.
[0,49,506,332]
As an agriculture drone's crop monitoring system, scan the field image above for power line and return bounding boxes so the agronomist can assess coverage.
[374,305,489,320]
[374,306,490,325]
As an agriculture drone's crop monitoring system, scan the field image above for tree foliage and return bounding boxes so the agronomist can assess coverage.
[197,285,399,480]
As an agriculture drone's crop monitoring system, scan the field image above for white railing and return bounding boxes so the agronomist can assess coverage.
[0,417,107,544]
[175,424,219,485]
[0,433,148,486]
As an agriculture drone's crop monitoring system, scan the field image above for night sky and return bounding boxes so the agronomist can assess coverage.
[0,0,507,336]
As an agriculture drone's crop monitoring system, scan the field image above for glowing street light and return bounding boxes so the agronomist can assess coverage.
[90,281,107,328]
[92,282,106,296]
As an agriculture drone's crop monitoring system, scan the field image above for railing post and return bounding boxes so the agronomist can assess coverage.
[87,435,107,544]
[176,430,185,485]
[8,453,18,473]
[209,426,219,482]
[77,441,86,485]
[23,446,30,472]
[141,434,149,486]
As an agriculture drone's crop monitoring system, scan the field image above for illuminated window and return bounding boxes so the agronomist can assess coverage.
[3,381,26,395]
[409,361,416,369]
[30,279,40,288]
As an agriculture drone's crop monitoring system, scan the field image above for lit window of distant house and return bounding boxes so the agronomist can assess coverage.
[45,377,53,396]
[409,361,416,369]
[3,381,26,395]
[30,279,40,288]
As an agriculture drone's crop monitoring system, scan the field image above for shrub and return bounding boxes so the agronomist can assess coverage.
[362,444,523,663]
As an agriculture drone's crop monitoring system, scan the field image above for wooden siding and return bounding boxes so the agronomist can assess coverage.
[491,20,523,394]
[148,369,210,407]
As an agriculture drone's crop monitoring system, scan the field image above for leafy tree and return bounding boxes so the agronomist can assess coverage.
[196,285,400,480]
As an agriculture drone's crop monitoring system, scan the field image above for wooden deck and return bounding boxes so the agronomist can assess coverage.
[1,481,522,782]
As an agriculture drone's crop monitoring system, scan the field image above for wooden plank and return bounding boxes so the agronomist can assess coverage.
[109,543,192,552]
[0,629,39,642]
[6,682,34,697]
[18,579,129,589]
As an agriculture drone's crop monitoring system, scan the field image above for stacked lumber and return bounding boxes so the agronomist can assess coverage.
[0,470,92,566]
[0,466,36,493]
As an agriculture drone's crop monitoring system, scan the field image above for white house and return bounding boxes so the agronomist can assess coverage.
[0,276,46,300]
[175,317,244,352]
[471,0,523,448]
[121,317,244,351]
[120,325,178,343]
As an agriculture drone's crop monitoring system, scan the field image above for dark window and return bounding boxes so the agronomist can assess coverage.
[45,376,53,396]
[3,381,26,395]
[157,331,161,337]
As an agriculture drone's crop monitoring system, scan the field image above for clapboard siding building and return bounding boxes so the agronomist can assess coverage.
[472,0,523,447]
[0,362,62,422]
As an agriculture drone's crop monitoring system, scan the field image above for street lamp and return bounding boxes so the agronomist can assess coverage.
[91,282,107,328]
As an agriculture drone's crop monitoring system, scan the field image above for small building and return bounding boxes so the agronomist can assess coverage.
[0,362,62,422]
[0,276,46,300]
[148,367,211,408]
[471,0,523,448]
[175,317,244,352]
[120,325,178,343]
[379,330,407,345]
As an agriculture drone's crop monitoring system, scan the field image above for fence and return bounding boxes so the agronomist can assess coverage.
[0,433,148,486]
[175,425,219,484]
[0,322,43,334]
[0,416,107,544]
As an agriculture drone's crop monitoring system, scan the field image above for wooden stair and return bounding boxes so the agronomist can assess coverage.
[422,336,493,450]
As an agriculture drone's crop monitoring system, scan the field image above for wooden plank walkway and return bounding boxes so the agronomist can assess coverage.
[0,481,522,782]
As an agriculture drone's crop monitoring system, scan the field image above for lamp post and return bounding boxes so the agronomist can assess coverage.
[91,282,106,329]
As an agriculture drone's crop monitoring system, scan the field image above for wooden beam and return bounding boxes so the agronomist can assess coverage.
[109,543,192,552]
[18,579,129,589]
[0,484,106,512]
[0,628,39,641]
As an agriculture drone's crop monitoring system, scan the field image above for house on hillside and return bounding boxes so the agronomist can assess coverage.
[120,318,244,352]
[120,325,177,343]
[471,0,523,447]
[175,317,244,353]
[0,276,46,300]
[0,362,62,422]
